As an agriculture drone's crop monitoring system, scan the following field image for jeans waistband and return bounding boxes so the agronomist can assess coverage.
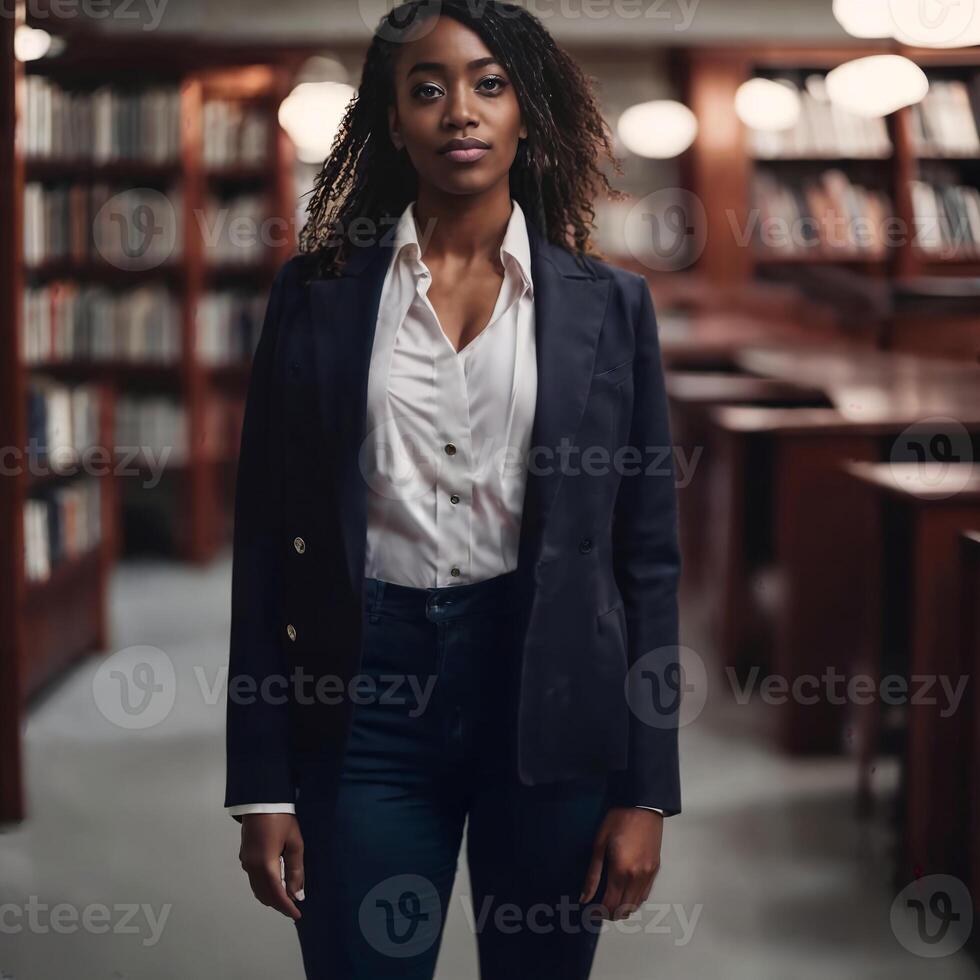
[365,569,522,623]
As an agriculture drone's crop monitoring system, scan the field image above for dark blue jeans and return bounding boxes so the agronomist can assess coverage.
[293,569,612,979]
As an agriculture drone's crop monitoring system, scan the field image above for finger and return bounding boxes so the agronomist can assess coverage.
[616,878,646,920]
[579,836,607,904]
[250,860,302,920]
[283,836,306,903]
[599,874,627,920]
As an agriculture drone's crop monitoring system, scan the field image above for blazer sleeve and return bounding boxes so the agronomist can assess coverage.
[224,261,295,814]
[607,275,682,816]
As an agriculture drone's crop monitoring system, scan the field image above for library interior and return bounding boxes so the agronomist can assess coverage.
[2,0,980,977]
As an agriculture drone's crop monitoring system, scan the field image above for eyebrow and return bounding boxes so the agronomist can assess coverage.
[406,56,501,77]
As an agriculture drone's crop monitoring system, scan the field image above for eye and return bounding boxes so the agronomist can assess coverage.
[412,82,444,101]
[477,75,508,94]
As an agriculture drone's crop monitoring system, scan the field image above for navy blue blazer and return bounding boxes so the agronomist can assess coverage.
[224,217,682,816]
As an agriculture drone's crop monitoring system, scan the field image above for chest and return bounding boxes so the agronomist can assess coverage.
[424,266,506,354]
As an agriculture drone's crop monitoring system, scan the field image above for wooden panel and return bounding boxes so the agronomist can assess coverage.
[0,2,26,824]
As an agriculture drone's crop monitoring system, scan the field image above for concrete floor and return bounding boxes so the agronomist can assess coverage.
[0,553,975,979]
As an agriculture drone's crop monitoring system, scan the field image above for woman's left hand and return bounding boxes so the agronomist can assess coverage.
[579,807,663,919]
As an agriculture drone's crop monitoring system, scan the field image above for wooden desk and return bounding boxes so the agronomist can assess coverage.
[658,312,828,371]
[665,373,828,605]
[845,463,980,884]
[703,346,980,754]
[706,407,887,752]
[735,345,980,422]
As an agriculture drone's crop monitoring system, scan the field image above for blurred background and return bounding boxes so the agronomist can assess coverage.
[2,0,980,976]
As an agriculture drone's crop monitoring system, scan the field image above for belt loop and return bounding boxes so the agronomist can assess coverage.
[367,578,386,615]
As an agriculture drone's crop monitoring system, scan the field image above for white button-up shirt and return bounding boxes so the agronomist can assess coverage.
[362,197,537,588]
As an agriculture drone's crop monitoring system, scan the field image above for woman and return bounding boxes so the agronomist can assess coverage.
[224,1,681,977]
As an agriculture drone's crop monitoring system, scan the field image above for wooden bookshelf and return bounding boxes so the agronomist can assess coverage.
[2,5,119,824]
[18,33,300,564]
[682,43,980,288]
[1,3,24,825]
[1,13,320,820]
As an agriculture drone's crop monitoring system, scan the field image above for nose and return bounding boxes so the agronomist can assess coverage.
[442,82,478,133]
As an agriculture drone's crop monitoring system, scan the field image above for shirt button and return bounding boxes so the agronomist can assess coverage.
[293,536,306,554]
[450,566,461,577]
[450,493,460,504]
[444,443,457,456]
[286,624,297,641]
[578,537,593,554]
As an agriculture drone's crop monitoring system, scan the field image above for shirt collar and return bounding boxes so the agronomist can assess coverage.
[391,198,534,296]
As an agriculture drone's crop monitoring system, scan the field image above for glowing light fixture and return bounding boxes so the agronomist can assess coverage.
[14,25,51,62]
[616,100,698,159]
[278,81,356,165]
[825,55,928,118]
[734,78,800,131]
[832,0,892,38]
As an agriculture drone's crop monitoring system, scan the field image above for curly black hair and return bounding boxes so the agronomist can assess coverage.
[297,0,626,279]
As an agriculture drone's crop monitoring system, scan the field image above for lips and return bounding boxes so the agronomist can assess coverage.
[439,137,490,163]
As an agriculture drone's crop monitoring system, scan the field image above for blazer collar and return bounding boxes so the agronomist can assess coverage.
[309,213,611,597]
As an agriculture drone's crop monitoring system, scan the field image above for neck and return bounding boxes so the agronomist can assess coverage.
[412,180,514,267]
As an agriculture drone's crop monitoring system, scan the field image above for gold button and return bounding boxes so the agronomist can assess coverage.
[444,443,457,456]
[286,624,297,641]
[293,536,306,554]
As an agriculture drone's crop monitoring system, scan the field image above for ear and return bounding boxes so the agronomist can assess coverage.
[519,119,528,140]
[388,105,403,150]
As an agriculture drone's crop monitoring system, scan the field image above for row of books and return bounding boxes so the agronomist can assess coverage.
[751,168,893,257]
[203,100,270,168]
[23,183,183,269]
[24,479,102,583]
[910,178,980,257]
[748,75,893,160]
[25,384,231,478]
[908,78,980,158]
[196,291,266,364]
[26,379,101,462]
[113,394,244,464]
[22,283,181,365]
[115,396,189,466]
[22,77,182,164]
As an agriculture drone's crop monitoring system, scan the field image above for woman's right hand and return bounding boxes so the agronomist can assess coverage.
[239,813,305,919]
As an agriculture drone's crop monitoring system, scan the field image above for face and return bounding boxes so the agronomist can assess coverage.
[387,15,527,196]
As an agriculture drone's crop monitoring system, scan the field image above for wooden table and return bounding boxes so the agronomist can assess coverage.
[735,344,980,421]
[704,345,980,753]
[844,463,980,885]
[706,407,886,752]
[665,373,828,603]
[658,312,829,371]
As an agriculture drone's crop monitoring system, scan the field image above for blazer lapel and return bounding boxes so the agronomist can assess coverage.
[517,222,611,573]
[310,241,389,595]
[308,217,611,597]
